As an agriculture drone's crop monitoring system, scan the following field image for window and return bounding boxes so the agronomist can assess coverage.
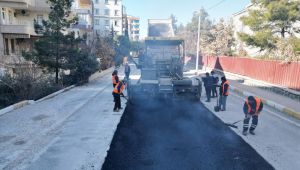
[105,0,108,4]
[105,20,109,26]
[2,8,6,22]
[105,9,110,16]
[95,19,100,25]
[114,20,118,26]
[4,38,9,55]
[37,15,43,25]
[11,39,15,53]
[114,10,119,16]
[95,0,99,4]
[115,0,118,5]
[95,8,99,15]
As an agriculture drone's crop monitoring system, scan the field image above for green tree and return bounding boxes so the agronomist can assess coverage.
[114,35,131,66]
[25,0,99,84]
[24,0,75,83]
[239,0,300,59]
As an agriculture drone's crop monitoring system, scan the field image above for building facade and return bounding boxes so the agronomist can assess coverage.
[232,4,262,57]
[93,0,123,36]
[127,15,139,41]
[71,0,94,43]
[0,0,50,74]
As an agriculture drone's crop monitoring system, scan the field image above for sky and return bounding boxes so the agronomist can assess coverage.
[123,0,251,38]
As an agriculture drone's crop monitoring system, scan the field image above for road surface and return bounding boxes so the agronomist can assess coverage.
[102,97,274,170]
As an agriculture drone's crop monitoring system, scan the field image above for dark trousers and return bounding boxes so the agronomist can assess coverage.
[243,114,258,132]
[205,87,212,102]
[113,93,121,110]
[125,72,130,80]
[211,85,218,97]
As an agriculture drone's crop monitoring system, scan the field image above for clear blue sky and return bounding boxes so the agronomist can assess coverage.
[123,0,251,38]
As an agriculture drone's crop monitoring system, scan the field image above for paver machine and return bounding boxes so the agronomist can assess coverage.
[128,19,202,100]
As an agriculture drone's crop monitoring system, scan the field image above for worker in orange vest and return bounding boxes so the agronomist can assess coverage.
[243,96,264,136]
[218,76,229,111]
[112,80,125,112]
[112,70,119,88]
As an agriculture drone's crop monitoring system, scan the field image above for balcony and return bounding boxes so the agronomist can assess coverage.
[0,0,34,9]
[0,21,36,37]
[71,24,92,31]
[73,8,92,14]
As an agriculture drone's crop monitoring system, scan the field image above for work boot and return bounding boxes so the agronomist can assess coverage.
[249,130,255,135]
[242,131,247,136]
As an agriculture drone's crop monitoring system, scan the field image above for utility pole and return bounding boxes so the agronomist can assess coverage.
[195,11,201,74]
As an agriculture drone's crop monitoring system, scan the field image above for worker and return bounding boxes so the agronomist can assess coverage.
[202,72,214,102]
[112,80,125,112]
[211,71,219,98]
[218,76,229,111]
[124,63,131,80]
[243,96,263,136]
[112,70,119,88]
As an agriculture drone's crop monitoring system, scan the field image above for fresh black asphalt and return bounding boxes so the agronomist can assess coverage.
[102,98,274,170]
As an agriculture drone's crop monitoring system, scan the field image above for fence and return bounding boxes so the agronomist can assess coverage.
[201,56,300,91]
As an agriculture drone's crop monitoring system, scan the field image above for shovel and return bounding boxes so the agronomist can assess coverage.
[225,119,243,129]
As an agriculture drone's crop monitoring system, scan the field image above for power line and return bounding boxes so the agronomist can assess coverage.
[208,0,227,10]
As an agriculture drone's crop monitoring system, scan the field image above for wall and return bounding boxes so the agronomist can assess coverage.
[201,56,300,91]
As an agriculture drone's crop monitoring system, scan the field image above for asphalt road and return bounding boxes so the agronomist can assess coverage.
[102,97,274,170]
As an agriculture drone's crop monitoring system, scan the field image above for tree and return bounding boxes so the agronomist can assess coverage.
[94,36,115,70]
[114,36,131,66]
[205,19,235,56]
[170,14,178,34]
[238,0,300,60]
[178,8,213,55]
[24,0,75,84]
[25,0,99,85]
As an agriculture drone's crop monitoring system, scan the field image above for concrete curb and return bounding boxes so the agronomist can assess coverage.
[230,85,300,120]
[89,67,115,82]
[0,100,35,117]
[0,67,115,117]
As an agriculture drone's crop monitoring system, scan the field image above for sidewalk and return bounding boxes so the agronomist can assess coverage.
[200,90,300,170]
[198,69,300,120]
[0,67,128,170]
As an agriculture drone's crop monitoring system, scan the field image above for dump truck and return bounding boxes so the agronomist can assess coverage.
[128,19,202,100]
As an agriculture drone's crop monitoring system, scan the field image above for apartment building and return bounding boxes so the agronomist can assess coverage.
[93,0,123,36]
[127,15,139,41]
[0,0,50,74]
[71,0,94,43]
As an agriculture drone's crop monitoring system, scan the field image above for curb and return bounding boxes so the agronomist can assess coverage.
[0,100,35,117]
[230,85,300,120]
[0,67,115,117]
[36,85,76,103]
[89,67,115,82]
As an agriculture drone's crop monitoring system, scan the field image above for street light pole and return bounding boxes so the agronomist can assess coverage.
[195,11,201,75]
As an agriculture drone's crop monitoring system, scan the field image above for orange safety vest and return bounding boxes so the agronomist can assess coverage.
[113,82,125,94]
[246,97,262,115]
[222,81,230,96]
[112,75,117,85]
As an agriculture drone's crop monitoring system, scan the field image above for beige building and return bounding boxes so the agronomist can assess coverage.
[127,15,139,41]
[0,0,50,74]
[71,0,94,43]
